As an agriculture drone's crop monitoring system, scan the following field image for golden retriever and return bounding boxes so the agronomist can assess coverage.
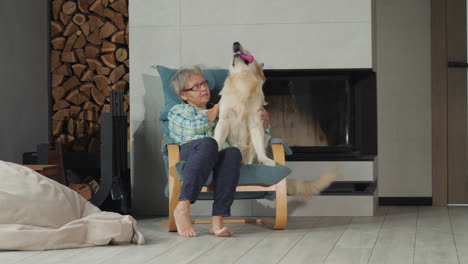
[213,42,338,196]
[213,42,274,166]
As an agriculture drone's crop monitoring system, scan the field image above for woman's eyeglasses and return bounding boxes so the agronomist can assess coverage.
[183,80,209,92]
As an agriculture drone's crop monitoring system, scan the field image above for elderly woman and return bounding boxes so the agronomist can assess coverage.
[168,66,269,237]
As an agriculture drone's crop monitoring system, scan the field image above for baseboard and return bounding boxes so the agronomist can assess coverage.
[379,197,432,206]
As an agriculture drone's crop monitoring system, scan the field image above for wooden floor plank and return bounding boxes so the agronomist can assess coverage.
[233,218,324,264]
[335,216,385,249]
[324,248,373,264]
[279,220,349,264]
[368,206,417,264]
[15,248,92,264]
[414,207,459,264]
[449,206,468,264]
[188,224,273,264]
[2,208,468,264]
[144,224,244,264]
[98,219,193,264]
[0,250,42,264]
[319,216,386,264]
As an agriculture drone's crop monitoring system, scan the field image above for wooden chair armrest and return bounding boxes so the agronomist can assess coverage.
[167,144,180,168]
[271,143,286,166]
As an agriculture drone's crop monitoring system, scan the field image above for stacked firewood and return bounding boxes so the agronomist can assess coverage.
[50,0,129,152]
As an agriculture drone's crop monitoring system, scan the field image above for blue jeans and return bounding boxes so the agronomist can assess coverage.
[179,137,241,216]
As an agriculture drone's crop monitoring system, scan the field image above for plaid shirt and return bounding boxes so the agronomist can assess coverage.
[168,103,215,145]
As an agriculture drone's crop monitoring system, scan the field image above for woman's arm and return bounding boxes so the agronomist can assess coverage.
[260,107,270,130]
[168,105,213,139]
[206,104,219,123]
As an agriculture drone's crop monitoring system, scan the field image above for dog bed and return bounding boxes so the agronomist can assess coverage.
[0,160,144,250]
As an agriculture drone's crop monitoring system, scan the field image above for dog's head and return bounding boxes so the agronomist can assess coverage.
[230,42,266,81]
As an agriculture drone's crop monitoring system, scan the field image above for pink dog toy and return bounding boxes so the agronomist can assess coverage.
[236,51,254,63]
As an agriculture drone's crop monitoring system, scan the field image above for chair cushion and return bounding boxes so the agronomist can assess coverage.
[161,139,293,200]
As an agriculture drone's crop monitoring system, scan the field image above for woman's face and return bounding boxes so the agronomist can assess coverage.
[180,74,211,109]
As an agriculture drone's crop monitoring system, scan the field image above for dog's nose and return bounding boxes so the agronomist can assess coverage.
[233,42,241,53]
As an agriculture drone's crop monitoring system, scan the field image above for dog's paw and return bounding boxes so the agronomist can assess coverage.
[259,158,276,166]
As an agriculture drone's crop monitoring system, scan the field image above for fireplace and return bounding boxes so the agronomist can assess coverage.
[263,69,377,161]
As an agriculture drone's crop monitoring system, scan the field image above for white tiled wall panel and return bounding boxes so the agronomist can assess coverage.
[130,26,181,215]
[181,23,372,69]
[181,0,371,25]
[129,0,180,27]
[130,26,180,122]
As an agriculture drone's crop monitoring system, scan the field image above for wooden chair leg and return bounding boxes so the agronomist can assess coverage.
[261,143,288,229]
[166,145,181,232]
[274,178,288,229]
[167,170,181,231]
[262,178,287,229]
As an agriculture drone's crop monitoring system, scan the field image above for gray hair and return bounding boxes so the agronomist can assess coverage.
[170,65,204,95]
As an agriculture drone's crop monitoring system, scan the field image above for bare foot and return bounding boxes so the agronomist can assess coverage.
[211,216,233,237]
[174,200,198,237]
[210,226,233,237]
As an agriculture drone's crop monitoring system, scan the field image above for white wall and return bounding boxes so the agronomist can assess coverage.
[0,0,49,163]
[178,0,372,69]
[129,0,431,215]
[375,0,432,197]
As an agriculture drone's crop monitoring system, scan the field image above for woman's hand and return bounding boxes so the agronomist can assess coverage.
[206,104,219,122]
[259,107,269,130]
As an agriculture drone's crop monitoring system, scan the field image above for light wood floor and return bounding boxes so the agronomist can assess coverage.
[2,206,468,264]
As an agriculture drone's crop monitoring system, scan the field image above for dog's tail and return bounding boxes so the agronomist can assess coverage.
[286,171,340,196]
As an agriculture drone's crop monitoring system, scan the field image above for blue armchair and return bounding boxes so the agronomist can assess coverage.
[157,65,293,230]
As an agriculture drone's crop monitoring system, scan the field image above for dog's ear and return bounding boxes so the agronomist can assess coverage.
[255,63,266,81]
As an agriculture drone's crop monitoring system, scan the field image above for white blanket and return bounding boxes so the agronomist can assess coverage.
[0,161,145,250]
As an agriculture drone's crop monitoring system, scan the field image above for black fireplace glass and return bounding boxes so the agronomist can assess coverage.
[263,69,377,161]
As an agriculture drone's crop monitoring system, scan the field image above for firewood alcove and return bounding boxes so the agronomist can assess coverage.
[50,0,129,152]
